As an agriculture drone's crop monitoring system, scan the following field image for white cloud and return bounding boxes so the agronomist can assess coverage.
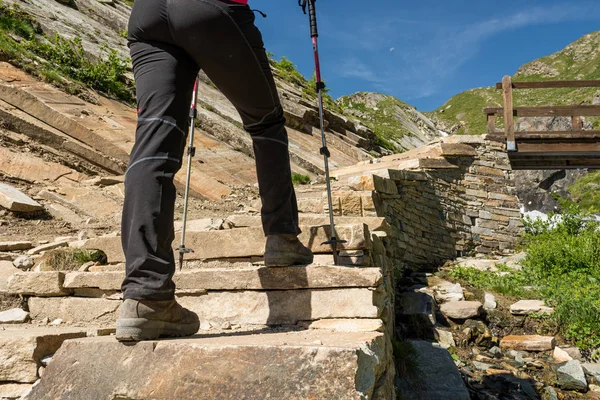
[389,47,395,52]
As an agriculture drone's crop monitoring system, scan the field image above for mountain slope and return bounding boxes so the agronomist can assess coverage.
[431,30,600,135]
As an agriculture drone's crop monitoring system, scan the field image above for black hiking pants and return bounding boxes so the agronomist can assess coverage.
[122,0,300,301]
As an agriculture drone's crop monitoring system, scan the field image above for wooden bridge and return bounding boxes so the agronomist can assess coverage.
[484,76,600,170]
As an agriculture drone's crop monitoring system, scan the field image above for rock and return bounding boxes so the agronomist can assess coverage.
[434,282,464,303]
[40,355,53,367]
[0,241,33,251]
[555,360,587,391]
[84,176,124,187]
[563,346,582,360]
[544,386,559,400]
[582,363,600,384]
[27,241,69,256]
[510,300,554,315]
[0,183,43,212]
[28,297,120,325]
[0,260,20,291]
[26,332,389,400]
[398,292,436,324]
[0,327,88,383]
[308,319,384,332]
[553,347,574,363]
[220,321,232,330]
[463,320,493,346]
[50,319,63,326]
[12,255,35,270]
[173,218,224,232]
[0,383,32,399]
[590,384,600,392]
[435,329,456,349]
[500,335,555,351]
[0,308,29,324]
[440,301,482,319]
[7,272,70,297]
[396,340,470,400]
[489,346,502,357]
[472,361,493,371]
[483,292,497,310]
[63,271,125,291]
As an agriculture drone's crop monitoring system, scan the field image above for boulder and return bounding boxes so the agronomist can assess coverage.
[553,347,573,363]
[440,301,482,320]
[307,319,384,332]
[582,363,600,384]
[555,360,588,391]
[483,292,497,310]
[0,183,43,212]
[12,255,35,270]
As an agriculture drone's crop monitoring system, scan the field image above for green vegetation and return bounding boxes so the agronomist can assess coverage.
[45,248,108,271]
[0,2,134,103]
[338,93,413,151]
[431,30,600,135]
[291,172,311,185]
[450,204,600,352]
[568,170,600,214]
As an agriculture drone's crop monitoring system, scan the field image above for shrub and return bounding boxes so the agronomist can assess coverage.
[451,205,600,352]
[291,173,311,185]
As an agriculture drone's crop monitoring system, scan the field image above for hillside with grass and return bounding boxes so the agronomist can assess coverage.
[431,30,600,135]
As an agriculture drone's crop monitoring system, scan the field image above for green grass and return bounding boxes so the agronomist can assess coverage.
[450,204,600,352]
[291,172,311,185]
[0,2,134,103]
[338,93,415,151]
[45,248,108,271]
[568,170,600,214]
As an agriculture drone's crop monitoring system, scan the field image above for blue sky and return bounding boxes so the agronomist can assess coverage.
[255,0,600,111]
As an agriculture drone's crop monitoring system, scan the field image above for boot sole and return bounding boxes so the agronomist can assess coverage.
[116,318,200,342]
[264,251,314,267]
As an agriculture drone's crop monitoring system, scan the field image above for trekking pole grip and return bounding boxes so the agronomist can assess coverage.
[308,0,318,37]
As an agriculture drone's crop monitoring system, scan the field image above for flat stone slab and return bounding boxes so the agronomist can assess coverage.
[0,182,42,212]
[28,331,389,400]
[28,288,380,326]
[82,224,371,263]
[500,335,555,351]
[307,319,384,332]
[0,260,19,292]
[0,308,29,323]
[0,326,90,383]
[28,297,121,325]
[510,300,554,315]
[26,240,69,256]
[0,241,32,251]
[63,265,382,291]
[0,383,32,399]
[396,340,470,400]
[440,301,482,320]
[7,271,70,296]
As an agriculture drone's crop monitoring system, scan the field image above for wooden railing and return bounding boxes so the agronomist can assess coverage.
[484,76,600,151]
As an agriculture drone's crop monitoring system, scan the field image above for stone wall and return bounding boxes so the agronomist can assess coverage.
[312,135,524,271]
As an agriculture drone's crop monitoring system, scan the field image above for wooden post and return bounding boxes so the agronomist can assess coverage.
[487,114,496,133]
[571,103,583,131]
[502,75,516,151]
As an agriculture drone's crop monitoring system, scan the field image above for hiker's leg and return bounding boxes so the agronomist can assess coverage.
[170,0,300,236]
[121,38,199,300]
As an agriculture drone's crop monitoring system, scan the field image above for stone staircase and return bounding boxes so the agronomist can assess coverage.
[1,218,396,399]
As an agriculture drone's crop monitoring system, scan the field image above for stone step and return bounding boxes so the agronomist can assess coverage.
[0,325,114,383]
[28,287,383,326]
[223,214,389,233]
[60,265,382,292]
[27,330,394,399]
[80,224,372,264]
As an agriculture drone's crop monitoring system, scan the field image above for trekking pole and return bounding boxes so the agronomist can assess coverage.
[176,78,199,270]
[299,0,347,261]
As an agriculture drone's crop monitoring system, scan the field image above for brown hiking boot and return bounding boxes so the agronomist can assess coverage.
[116,299,200,342]
[264,234,314,267]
